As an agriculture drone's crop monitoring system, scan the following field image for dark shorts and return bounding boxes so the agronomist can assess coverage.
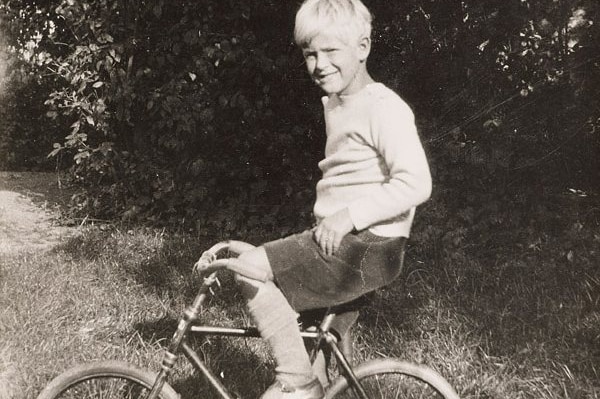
[263,229,407,313]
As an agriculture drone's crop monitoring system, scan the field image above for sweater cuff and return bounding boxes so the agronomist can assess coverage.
[347,201,372,231]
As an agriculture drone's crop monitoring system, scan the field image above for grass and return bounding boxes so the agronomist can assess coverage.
[0,226,275,398]
[1,189,599,398]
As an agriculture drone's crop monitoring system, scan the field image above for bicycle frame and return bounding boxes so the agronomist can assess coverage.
[145,271,370,399]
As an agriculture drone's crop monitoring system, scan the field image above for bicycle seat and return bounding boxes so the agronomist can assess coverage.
[300,294,368,333]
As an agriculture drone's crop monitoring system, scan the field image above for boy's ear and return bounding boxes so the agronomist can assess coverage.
[357,36,371,62]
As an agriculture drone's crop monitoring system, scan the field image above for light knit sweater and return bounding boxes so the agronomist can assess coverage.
[313,83,432,237]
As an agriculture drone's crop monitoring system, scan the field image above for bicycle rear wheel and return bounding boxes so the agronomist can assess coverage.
[37,361,179,399]
[326,358,460,399]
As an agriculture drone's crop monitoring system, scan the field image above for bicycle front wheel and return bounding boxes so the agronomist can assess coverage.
[326,358,460,399]
[37,360,180,399]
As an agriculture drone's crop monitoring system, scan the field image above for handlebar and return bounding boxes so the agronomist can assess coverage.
[193,240,270,282]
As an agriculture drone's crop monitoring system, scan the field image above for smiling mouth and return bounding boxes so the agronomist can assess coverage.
[315,72,336,83]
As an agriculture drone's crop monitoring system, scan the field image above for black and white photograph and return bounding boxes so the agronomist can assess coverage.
[0,1,598,398]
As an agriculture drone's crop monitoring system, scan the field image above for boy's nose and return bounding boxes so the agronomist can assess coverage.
[315,53,330,71]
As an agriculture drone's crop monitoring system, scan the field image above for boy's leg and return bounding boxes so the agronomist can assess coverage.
[236,247,316,388]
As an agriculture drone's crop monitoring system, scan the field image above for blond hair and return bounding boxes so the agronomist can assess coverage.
[294,0,373,46]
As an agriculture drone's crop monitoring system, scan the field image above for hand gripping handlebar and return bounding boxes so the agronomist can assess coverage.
[193,240,271,282]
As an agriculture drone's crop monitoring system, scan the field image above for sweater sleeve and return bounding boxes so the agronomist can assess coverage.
[347,98,432,231]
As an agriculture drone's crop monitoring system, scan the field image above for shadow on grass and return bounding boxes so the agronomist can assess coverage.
[133,316,272,399]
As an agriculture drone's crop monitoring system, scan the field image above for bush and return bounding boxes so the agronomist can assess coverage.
[1,0,598,232]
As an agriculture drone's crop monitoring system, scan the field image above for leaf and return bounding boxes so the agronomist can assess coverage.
[109,49,120,62]
[95,101,107,114]
[93,81,104,88]
[98,33,113,44]
[48,144,63,158]
[74,150,90,164]
[477,40,490,51]
[71,120,81,134]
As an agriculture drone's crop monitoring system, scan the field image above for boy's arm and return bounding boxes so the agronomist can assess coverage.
[347,100,432,231]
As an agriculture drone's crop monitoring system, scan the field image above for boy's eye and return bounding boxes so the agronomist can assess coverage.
[303,52,316,60]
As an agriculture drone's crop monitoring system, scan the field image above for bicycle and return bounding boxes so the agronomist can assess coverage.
[37,240,461,399]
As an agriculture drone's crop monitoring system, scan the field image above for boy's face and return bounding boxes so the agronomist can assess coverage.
[301,32,370,96]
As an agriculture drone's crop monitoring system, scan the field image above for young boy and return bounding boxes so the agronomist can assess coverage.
[235,1,432,398]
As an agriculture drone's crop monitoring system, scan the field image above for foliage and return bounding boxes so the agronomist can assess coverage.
[0,12,63,171]
[369,0,599,191]
[0,74,63,170]
[1,0,599,231]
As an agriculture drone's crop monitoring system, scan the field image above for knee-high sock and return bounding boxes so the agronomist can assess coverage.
[247,281,314,387]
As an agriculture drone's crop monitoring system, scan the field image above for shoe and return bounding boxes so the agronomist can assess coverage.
[260,378,324,399]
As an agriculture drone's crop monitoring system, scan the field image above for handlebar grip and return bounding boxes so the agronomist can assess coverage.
[193,251,217,275]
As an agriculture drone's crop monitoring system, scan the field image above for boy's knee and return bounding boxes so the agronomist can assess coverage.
[237,246,268,266]
[237,247,274,281]
[234,247,273,299]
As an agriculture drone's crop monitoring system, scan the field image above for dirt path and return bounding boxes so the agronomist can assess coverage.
[0,171,75,255]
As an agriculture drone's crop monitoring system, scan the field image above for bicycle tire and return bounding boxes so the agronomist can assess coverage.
[37,360,180,399]
[326,358,460,399]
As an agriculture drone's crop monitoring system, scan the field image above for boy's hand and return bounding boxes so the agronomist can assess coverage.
[313,208,355,256]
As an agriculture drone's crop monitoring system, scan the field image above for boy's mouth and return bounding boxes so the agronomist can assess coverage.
[315,71,337,84]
